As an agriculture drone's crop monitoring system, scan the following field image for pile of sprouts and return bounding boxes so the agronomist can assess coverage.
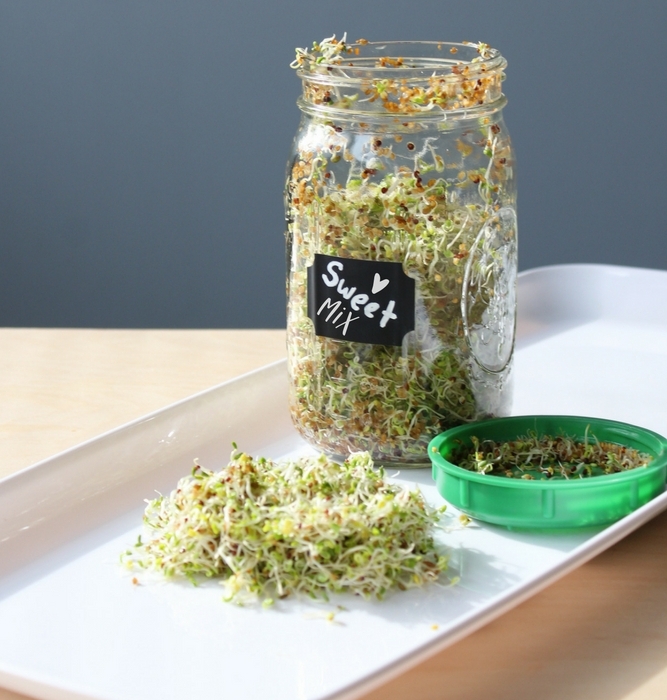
[286,35,517,465]
[451,431,652,480]
[122,447,448,603]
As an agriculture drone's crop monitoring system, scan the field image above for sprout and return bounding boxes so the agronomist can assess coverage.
[291,33,350,71]
[122,449,448,602]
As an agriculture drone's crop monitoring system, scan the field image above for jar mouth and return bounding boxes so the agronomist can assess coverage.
[296,40,506,81]
[294,39,507,117]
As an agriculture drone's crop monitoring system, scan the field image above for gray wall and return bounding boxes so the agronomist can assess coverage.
[1,1,665,328]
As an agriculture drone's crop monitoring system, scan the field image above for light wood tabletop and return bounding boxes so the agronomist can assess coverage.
[1,328,666,700]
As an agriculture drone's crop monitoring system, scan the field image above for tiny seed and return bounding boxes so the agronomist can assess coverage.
[407,142,415,150]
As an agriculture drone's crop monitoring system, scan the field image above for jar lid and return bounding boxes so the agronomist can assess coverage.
[429,415,667,530]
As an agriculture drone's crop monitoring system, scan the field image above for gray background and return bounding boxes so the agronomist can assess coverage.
[1,0,665,328]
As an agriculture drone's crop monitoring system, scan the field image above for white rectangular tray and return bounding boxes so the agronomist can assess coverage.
[2,264,667,700]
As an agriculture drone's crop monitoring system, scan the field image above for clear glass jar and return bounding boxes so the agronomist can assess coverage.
[285,39,517,467]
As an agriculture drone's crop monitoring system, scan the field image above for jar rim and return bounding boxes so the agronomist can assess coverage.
[295,39,506,83]
[294,38,507,118]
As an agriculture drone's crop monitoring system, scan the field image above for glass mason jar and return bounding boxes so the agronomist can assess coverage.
[285,39,517,467]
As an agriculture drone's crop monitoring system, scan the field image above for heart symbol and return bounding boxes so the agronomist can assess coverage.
[372,274,390,294]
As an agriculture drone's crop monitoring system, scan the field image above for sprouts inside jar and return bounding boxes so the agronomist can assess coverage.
[287,37,517,465]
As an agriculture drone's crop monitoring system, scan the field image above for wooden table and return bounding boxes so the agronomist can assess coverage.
[1,328,666,700]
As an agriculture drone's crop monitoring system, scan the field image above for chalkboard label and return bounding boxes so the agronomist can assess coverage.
[307,254,415,346]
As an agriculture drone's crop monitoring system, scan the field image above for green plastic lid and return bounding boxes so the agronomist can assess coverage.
[429,415,667,530]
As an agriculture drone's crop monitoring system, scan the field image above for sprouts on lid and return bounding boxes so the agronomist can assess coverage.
[452,431,653,480]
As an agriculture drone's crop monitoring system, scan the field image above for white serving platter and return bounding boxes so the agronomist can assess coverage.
[2,264,667,700]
